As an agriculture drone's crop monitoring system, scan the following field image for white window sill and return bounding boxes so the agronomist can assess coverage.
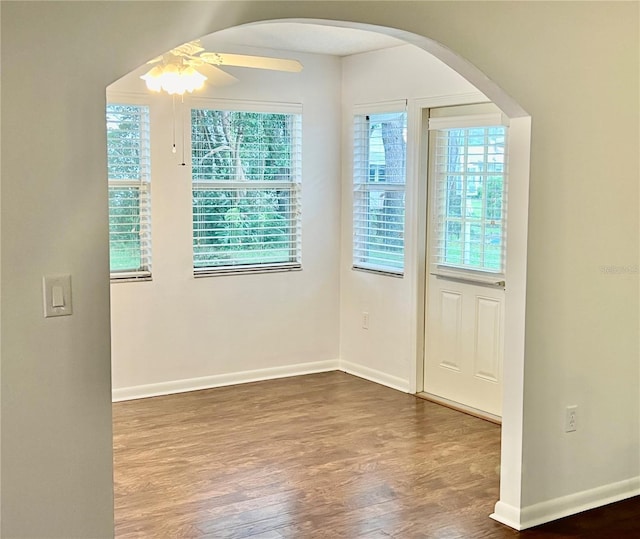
[352,264,404,278]
[194,263,302,278]
[110,272,152,283]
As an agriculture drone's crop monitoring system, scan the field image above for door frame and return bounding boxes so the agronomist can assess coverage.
[407,96,531,524]
[419,103,509,421]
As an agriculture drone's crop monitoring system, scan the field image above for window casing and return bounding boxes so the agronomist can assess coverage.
[353,108,407,275]
[106,102,152,279]
[429,119,508,275]
[191,104,302,275]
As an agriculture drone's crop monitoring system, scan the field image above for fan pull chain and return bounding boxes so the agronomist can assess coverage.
[172,95,177,154]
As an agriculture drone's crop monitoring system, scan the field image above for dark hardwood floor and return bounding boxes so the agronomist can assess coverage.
[113,371,639,538]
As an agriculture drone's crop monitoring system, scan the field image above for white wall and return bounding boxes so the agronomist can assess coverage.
[1,2,638,537]
[109,41,479,398]
[339,45,481,390]
[109,49,342,398]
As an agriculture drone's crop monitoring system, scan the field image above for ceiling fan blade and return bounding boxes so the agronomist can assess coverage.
[199,52,303,72]
[197,63,239,87]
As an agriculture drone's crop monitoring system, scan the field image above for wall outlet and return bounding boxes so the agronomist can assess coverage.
[362,312,369,330]
[565,405,578,432]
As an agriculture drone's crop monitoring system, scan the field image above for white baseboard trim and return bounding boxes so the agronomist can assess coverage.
[490,501,524,530]
[339,360,410,393]
[491,475,640,530]
[112,359,340,402]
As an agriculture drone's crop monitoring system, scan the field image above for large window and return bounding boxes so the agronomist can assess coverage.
[106,103,151,279]
[191,105,302,274]
[353,109,407,275]
[430,121,507,274]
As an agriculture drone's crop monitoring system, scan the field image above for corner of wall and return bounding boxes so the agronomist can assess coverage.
[490,500,524,531]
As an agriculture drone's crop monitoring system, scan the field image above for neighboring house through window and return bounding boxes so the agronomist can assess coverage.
[190,101,302,275]
[106,102,152,279]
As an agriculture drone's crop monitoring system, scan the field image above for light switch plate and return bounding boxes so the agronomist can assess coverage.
[43,274,73,318]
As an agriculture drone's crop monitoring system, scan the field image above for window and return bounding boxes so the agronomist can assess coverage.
[191,106,302,274]
[106,103,151,279]
[353,109,407,275]
[430,120,507,274]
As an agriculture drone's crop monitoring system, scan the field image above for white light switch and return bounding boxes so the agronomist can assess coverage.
[52,285,65,308]
[43,274,73,318]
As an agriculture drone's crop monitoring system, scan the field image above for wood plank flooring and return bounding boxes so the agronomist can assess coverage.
[113,371,640,538]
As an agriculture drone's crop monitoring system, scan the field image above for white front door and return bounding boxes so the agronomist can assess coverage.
[423,106,508,418]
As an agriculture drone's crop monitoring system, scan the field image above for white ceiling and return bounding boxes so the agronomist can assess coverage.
[200,22,406,57]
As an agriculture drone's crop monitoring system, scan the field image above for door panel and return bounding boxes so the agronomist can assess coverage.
[439,290,462,371]
[474,296,501,382]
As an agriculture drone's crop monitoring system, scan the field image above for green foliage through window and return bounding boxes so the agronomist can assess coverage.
[191,108,301,271]
[106,103,151,276]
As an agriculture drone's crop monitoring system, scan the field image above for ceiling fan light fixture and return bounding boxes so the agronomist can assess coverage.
[141,63,207,95]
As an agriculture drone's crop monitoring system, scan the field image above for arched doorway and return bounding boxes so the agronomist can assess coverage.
[107,19,530,532]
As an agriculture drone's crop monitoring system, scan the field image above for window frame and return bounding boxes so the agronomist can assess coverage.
[189,98,303,277]
[352,101,408,277]
[428,112,509,282]
[106,94,152,282]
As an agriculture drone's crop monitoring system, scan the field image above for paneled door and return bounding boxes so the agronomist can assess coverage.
[423,106,508,419]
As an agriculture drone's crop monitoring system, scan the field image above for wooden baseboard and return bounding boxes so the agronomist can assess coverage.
[416,392,501,424]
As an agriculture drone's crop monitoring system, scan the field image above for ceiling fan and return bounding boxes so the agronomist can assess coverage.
[141,40,304,95]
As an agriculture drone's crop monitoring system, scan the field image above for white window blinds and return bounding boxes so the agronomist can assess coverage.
[106,103,151,278]
[429,120,507,274]
[353,109,407,275]
[191,108,302,274]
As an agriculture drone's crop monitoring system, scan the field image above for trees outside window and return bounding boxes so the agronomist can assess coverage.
[106,103,151,278]
[353,110,407,275]
[191,107,302,273]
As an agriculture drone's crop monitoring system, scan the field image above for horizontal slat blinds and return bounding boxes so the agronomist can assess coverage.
[430,124,507,274]
[353,110,407,275]
[106,103,152,278]
[191,109,302,273]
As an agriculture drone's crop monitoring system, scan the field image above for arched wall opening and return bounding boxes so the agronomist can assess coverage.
[107,18,531,531]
